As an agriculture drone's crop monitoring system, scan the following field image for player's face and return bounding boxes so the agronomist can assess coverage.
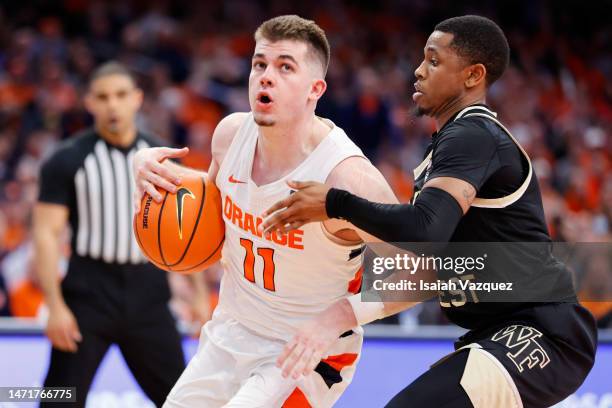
[85,74,143,135]
[413,31,468,117]
[249,39,323,127]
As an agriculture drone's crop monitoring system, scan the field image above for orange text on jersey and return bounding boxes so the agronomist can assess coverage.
[223,195,304,250]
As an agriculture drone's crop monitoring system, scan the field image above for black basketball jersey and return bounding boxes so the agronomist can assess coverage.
[413,104,550,242]
[412,105,578,332]
[38,128,161,265]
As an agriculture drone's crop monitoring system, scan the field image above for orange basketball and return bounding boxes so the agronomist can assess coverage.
[134,173,224,274]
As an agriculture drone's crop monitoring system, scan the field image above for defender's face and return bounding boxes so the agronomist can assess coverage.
[249,39,317,127]
[85,74,143,135]
[413,31,467,117]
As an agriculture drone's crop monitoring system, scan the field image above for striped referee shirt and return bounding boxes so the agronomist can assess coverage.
[38,129,161,265]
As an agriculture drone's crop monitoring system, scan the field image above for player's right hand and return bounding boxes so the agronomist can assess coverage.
[46,302,82,353]
[133,146,189,212]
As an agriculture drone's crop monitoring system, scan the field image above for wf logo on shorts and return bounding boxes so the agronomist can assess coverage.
[491,325,551,372]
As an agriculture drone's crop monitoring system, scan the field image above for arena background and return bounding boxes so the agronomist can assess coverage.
[0,0,609,407]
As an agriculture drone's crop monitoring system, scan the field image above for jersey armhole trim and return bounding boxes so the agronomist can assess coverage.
[413,107,533,209]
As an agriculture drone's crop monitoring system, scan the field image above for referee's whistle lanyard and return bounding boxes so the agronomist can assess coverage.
[412,105,533,209]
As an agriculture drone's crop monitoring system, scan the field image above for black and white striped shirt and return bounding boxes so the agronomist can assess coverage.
[38,129,160,265]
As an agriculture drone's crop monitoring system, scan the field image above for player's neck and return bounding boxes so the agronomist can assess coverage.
[433,94,486,132]
[253,117,329,181]
[96,124,138,148]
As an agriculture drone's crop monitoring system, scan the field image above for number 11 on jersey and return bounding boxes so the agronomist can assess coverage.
[240,238,276,291]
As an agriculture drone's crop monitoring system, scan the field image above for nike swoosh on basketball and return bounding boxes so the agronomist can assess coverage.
[228,175,247,184]
[176,187,195,239]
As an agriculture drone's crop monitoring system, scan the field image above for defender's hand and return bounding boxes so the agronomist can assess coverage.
[133,147,189,212]
[276,316,342,380]
[276,299,357,379]
[262,181,331,234]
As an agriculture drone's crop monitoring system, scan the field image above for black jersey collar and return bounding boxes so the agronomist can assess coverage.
[432,103,492,139]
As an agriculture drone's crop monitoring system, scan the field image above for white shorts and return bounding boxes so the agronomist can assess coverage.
[164,310,363,408]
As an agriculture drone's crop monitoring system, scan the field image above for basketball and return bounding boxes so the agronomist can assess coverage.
[133,173,224,274]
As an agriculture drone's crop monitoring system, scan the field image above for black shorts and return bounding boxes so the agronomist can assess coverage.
[386,303,597,408]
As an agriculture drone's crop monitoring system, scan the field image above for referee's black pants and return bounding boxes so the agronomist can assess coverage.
[41,257,185,408]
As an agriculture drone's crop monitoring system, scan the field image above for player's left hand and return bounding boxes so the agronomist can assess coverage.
[262,180,330,234]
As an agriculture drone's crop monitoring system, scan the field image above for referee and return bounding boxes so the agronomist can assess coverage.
[263,16,597,408]
[33,62,185,407]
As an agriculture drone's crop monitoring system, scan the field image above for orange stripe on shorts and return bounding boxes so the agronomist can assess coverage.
[347,266,363,294]
[282,387,311,408]
[320,353,359,372]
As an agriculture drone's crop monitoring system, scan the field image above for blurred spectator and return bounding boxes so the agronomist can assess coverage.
[0,239,10,316]
[0,54,35,114]
[1,240,45,319]
[575,248,612,328]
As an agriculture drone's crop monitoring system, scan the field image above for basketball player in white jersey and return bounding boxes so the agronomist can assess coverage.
[133,15,396,407]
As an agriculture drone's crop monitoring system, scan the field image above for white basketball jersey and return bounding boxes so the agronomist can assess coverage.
[215,113,366,341]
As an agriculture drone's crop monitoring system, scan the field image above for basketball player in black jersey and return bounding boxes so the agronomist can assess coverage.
[262,15,597,408]
[33,62,187,407]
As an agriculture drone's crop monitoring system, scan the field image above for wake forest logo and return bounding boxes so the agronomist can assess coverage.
[176,187,195,239]
[491,325,551,373]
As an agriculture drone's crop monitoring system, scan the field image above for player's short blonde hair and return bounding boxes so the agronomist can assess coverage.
[254,15,330,76]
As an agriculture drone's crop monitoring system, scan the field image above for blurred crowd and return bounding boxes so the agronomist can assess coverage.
[0,0,609,328]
